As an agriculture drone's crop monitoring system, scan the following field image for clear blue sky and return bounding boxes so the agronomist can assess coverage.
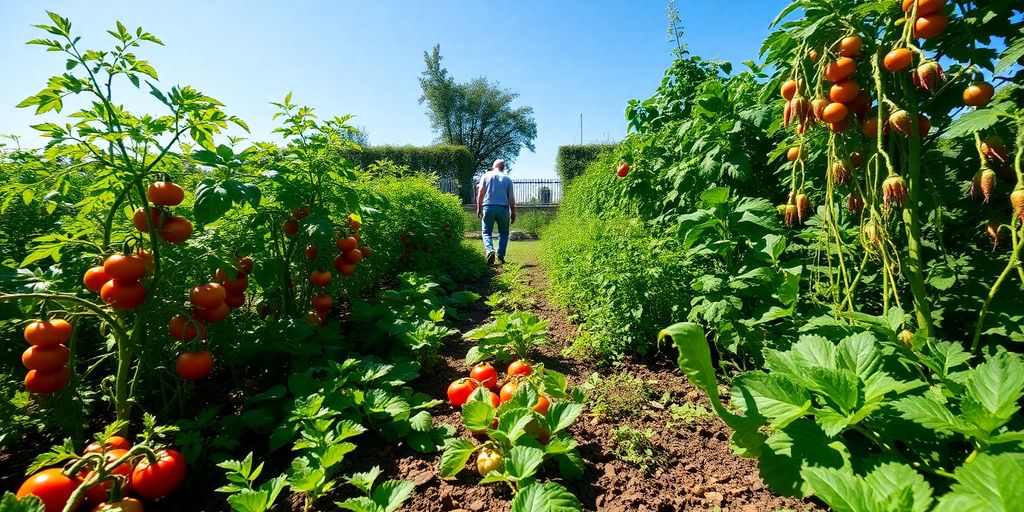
[0,1,790,178]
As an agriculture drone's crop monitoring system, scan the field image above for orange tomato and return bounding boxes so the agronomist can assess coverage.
[147,181,185,206]
[190,283,226,310]
[83,266,110,293]
[24,319,72,347]
[22,345,69,371]
[838,36,862,58]
[160,216,193,244]
[24,367,71,394]
[883,48,913,72]
[963,82,994,107]
[823,57,856,82]
[822,102,849,124]
[175,351,214,380]
[132,207,162,233]
[914,13,948,39]
[310,270,332,287]
[829,80,861,104]
[101,280,147,310]
[103,254,148,281]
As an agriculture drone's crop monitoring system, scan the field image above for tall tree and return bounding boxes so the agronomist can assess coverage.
[419,45,537,175]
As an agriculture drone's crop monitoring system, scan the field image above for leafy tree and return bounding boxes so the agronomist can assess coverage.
[418,45,537,175]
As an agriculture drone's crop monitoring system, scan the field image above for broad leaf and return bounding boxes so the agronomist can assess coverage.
[509,482,583,512]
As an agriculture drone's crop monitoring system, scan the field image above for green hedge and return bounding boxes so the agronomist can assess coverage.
[554,144,618,183]
[341,144,474,197]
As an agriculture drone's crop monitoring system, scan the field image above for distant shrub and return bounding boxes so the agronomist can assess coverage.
[555,144,618,183]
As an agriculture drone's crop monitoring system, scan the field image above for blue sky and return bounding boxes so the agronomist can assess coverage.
[0,1,791,178]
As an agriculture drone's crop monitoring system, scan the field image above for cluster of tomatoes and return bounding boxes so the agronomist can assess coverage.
[22,319,74,394]
[17,436,186,512]
[84,251,153,311]
[132,180,192,244]
[447,360,550,433]
[300,213,371,327]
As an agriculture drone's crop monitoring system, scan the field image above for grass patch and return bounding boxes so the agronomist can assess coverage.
[487,262,537,312]
[582,371,658,422]
[463,210,556,236]
[666,402,714,428]
[610,426,667,474]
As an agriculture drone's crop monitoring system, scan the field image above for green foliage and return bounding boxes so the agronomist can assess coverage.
[216,453,288,512]
[342,144,474,197]
[664,320,1024,509]
[580,372,656,422]
[336,467,415,512]
[610,426,665,474]
[0,493,45,512]
[464,311,549,365]
[554,144,618,183]
[486,263,537,312]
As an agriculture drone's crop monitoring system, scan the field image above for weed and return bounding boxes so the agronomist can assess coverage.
[582,372,657,422]
[610,426,666,474]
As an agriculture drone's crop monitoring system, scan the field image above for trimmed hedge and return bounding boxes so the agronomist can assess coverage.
[555,144,618,183]
[341,144,474,197]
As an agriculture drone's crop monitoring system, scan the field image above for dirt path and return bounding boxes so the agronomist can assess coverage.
[356,241,821,512]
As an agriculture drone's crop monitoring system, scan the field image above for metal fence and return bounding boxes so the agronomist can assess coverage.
[439,177,562,206]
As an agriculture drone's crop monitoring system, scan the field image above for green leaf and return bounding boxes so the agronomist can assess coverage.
[544,402,584,434]
[945,109,1003,138]
[757,418,850,497]
[730,372,811,428]
[804,462,933,512]
[934,453,1024,512]
[0,492,46,512]
[836,332,881,379]
[461,399,495,432]
[408,410,432,432]
[509,482,582,512]
[964,351,1024,428]
[336,496,383,512]
[893,396,972,434]
[371,480,415,512]
[346,466,382,495]
[505,445,545,481]
[807,368,859,414]
[438,438,477,477]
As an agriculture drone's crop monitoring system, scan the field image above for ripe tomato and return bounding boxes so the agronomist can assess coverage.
[884,48,913,72]
[291,206,310,220]
[194,301,229,323]
[169,314,205,341]
[336,236,358,253]
[83,266,110,293]
[476,447,503,477]
[84,435,132,454]
[16,468,81,512]
[25,367,71,394]
[281,219,299,236]
[507,360,533,377]
[130,449,187,499]
[360,245,373,258]
[22,345,69,371]
[821,102,848,124]
[82,448,133,504]
[829,80,861,104]
[237,257,254,276]
[447,379,478,407]
[963,82,994,107]
[334,256,356,276]
[914,13,947,39]
[225,293,245,309]
[160,216,193,244]
[780,79,798,100]
[838,36,861,58]
[176,351,214,380]
[190,283,226,310]
[786,147,803,162]
[218,273,248,295]
[499,381,519,403]
[616,163,629,178]
[147,181,185,206]
[902,0,943,15]
[487,391,501,408]
[132,207,162,233]
[100,280,147,310]
[311,294,332,311]
[823,57,856,83]
[103,254,148,281]
[534,395,551,415]
[310,270,332,287]
[469,363,498,389]
[24,319,72,347]
[305,244,319,260]
[343,248,363,264]
[92,497,144,512]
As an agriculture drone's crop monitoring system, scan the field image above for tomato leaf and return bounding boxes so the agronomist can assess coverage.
[504,445,544,482]
[438,438,477,478]
[0,493,46,512]
[509,482,582,512]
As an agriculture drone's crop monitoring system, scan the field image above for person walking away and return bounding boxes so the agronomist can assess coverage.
[476,159,516,265]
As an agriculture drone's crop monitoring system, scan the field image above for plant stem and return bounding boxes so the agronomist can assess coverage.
[972,221,1024,353]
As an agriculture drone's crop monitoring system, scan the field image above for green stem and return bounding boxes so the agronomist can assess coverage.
[972,222,1024,354]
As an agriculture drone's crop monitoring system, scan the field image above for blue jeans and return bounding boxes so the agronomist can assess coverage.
[481,205,510,258]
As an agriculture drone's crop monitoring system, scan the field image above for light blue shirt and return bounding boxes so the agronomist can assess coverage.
[479,170,514,206]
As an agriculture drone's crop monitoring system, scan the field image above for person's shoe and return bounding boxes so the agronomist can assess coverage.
[486,251,496,265]
[498,257,506,265]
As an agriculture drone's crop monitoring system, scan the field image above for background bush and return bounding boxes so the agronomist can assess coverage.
[341,144,474,199]
[554,144,618,184]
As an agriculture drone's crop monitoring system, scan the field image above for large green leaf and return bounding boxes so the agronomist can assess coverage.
[505,445,545,482]
[438,438,477,477]
[509,482,582,512]
[757,418,850,497]
[804,462,933,512]
[730,372,810,428]
[371,480,415,512]
[934,453,1024,512]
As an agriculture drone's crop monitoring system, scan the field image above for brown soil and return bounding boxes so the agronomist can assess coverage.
[346,249,823,512]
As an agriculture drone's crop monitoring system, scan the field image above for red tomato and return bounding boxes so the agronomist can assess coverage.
[24,319,72,347]
[616,163,630,178]
[534,395,551,415]
[130,449,186,499]
[311,294,332,312]
[488,391,501,408]
[360,245,373,258]
[310,270,332,287]
[92,497,145,512]
[469,363,498,389]
[305,244,319,260]
[168,314,205,341]
[22,345,70,371]
[291,206,310,220]
[16,468,81,512]
[190,283,226,310]
[147,181,185,206]
[336,236,358,253]
[100,280,147,310]
[103,254,148,281]
[84,436,132,454]
[132,207,162,233]
[83,266,110,293]
[236,257,254,276]
[176,351,214,380]
[25,367,71,394]
[160,216,193,244]
[194,302,229,323]
[224,293,245,309]
[82,448,133,504]
[281,219,298,236]
[343,249,363,264]
[507,360,533,377]
[447,379,478,407]
[348,214,361,231]
[218,273,248,295]
[499,381,519,403]
[334,256,356,276]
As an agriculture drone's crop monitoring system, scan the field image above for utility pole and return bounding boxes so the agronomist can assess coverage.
[579,113,583,145]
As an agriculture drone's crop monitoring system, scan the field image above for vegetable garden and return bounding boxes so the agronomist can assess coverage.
[2,1,1024,511]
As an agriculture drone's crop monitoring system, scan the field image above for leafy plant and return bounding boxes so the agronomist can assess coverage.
[216,453,288,512]
[336,466,415,512]
[464,311,549,365]
[610,426,665,474]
